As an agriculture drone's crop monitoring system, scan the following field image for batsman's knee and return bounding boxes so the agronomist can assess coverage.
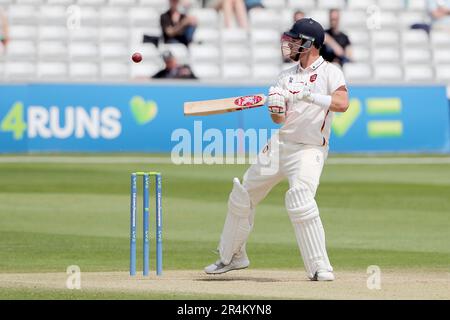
[285,181,319,221]
[289,176,319,197]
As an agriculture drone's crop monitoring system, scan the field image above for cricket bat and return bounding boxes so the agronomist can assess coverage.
[184,94,266,116]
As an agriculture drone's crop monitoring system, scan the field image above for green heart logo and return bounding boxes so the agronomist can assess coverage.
[130,96,158,125]
[332,98,361,137]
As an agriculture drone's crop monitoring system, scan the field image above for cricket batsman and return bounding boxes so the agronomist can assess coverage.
[205,18,349,281]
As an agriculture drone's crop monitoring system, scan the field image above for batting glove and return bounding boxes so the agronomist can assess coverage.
[286,83,313,105]
[267,86,287,114]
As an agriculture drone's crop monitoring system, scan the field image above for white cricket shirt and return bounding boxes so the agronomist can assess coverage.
[275,56,346,146]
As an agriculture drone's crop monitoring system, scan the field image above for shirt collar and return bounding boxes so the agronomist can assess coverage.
[298,56,325,73]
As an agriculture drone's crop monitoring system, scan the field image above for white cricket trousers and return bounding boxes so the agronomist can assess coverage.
[220,132,333,278]
[243,133,328,206]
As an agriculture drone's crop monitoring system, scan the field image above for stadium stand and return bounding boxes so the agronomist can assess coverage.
[0,0,448,83]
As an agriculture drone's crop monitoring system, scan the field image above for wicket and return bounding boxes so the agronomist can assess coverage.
[130,172,162,276]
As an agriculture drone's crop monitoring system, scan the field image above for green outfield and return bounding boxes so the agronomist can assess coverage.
[0,155,449,299]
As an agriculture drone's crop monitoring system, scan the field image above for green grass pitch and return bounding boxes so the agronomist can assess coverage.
[0,155,449,299]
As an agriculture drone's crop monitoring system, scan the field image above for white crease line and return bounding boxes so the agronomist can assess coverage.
[0,157,172,164]
[327,158,450,165]
[0,156,450,165]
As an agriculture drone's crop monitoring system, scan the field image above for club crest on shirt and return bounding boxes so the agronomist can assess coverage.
[310,74,318,82]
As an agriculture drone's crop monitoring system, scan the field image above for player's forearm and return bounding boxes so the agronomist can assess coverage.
[329,91,349,113]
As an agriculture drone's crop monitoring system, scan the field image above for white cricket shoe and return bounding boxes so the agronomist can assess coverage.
[204,253,250,275]
[312,271,335,281]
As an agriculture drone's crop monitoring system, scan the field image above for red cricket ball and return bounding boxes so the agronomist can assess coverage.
[132,52,142,63]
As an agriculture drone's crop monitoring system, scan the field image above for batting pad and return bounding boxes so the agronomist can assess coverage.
[219,178,254,265]
[285,184,333,279]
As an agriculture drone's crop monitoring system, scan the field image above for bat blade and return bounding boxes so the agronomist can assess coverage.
[184,94,266,116]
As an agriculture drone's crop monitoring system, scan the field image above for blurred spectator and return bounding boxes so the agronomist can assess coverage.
[143,34,160,47]
[206,0,248,29]
[410,22,431,34]
[244,0,264,11]
[152,51,197,79]
[427,0,450,31]
[160,0,197,47]
[293,10,305,22]
[283,10,306,62]
[320,9,352,66]
[0,7,9,50]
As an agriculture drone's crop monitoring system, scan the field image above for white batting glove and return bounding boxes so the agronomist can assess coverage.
[301,85,313,102]
[286,83,313,104]
[267,86,287,114]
